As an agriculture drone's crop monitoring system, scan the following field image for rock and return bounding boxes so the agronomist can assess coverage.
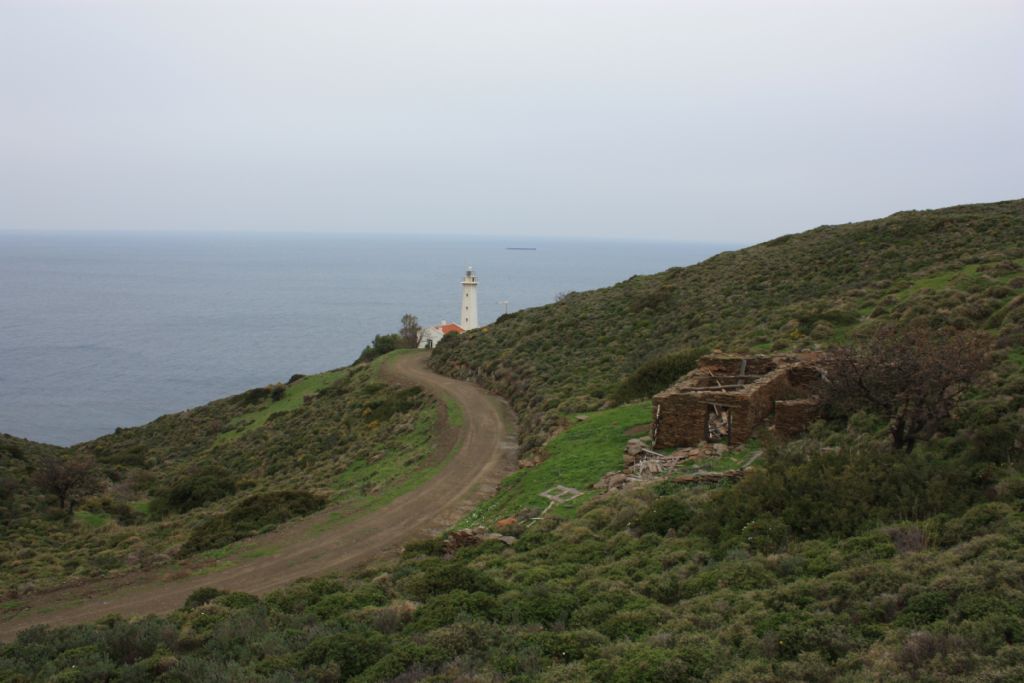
[444,525,518,555]
[443,528,487,554]
[595,472,630,490]
[576,415,589,422]
[625,439,645,456]
[479,533,517,546]
[712,443,729,455]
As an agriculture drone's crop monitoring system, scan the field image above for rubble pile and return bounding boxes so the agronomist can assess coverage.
[444,527,517,556]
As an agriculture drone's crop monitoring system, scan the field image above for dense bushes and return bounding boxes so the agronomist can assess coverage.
[181,490,326,554]
[612,347,706,403]
[361,386,424,422]
[356,333,404,364]
[150,464,236,516]
[397,559,501,601]
[692,430,990,544]
[5,465,1024,681]
[635,495,692,535]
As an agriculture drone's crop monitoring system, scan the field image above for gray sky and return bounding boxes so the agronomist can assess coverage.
[1,0,1021,242]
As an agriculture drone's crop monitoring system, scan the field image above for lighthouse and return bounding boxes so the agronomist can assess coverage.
[460,267,479,330]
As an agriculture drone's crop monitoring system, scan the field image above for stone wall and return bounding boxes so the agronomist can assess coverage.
[774,398,822,436]
[653,393,708,447]
[652,353,825,449]
[731,369,790,442]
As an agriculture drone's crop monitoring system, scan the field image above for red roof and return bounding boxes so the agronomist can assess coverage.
[438,323,464,335]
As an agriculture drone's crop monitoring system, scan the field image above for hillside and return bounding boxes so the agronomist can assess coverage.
[3,199,1024,681]
[431,199,1024,453]
[0,355,443,596]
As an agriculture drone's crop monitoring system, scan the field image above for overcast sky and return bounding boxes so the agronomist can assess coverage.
[1,1,1021,242]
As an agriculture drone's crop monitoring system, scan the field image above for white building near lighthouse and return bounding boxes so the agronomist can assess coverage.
[417,321,464,349]
[460,266,479,330]
[417,267,480,349]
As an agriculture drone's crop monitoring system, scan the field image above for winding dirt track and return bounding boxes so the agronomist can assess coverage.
[0,352,518,641]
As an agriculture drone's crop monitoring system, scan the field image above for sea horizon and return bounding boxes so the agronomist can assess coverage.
[0,232,738,446]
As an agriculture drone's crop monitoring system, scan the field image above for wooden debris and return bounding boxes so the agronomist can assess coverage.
[673,469,746,484]
[444,527,517,556]
[539,485,584,504]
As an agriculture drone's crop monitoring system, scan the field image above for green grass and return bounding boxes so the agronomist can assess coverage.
[311,400,462,532]
[198,547,230,561]
[458,402,653,528]
[74,510,110,529]
[888,258,1022,334]
[310,460,451,535]
[331,407,437,498]
[674,439,762,474]
[895,263,980,300]
[444,397,464,428]
[304,392,461,536]
[238,545,278,559]
[1,599,25,611]
[217,369,347,442]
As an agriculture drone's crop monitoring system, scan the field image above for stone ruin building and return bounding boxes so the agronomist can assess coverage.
[652,352,825,449]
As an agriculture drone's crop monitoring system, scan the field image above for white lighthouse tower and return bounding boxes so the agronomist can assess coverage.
[460,267,479,330]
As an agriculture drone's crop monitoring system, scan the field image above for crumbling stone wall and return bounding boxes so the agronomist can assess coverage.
[653,393,712,447]
[775,398,822,436]
[652,353,824,449]
[729,369,790,442]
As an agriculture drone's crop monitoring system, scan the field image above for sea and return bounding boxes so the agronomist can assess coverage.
[0,233,734,446]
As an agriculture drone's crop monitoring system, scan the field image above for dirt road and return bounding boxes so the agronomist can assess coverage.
[0,352,518,641]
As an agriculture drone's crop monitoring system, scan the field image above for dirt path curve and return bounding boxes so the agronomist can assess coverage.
[0,351,518,642]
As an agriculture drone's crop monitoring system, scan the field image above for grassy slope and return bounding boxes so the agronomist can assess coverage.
[216,370,348,442]
[431,199,1024,452]
[3,199,1024,681]
[0,355,443,597]
[459,403,652,528]
[457,402,764,529]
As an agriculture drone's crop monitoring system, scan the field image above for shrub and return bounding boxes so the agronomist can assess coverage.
[238,387,271,404]
[499,583,579,626]
[150,465,235,516]
[362,386,423,422]
[613,348,706,404]
[635,495,692,536]
[895,590,951,627]
[410,590,497,631]
[183,587,227,609]
[397,560,501,601]
[301,628,388,677]
[356,334,403,364]
[180,491,325,554]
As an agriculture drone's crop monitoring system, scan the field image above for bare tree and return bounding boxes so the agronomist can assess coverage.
[826,322,991,452]
[399,313,421,348]
[32,453,103,515]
